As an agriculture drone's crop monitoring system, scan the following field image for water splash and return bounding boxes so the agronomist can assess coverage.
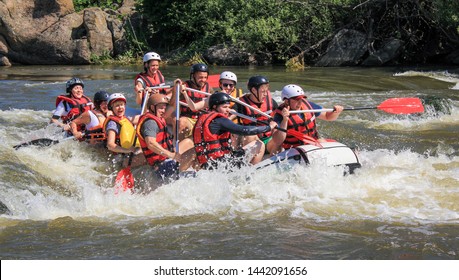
[394,70,459,90]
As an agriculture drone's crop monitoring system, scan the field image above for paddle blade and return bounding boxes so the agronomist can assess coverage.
[208,74,220,88]
[377,98,424,114]
[287,130,322,147]
[13,138,58,150]
[114,167,134,193]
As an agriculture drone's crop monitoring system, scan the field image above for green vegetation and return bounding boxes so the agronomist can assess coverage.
[74,0,459,66]
[90,50,139,65]
[138,0,344,64]
[138,0,459,66]
[73,0,123,12]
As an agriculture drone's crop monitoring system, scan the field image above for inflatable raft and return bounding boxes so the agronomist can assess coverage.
[255,140,361,174]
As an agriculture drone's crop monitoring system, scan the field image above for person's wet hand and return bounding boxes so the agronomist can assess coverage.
[333,105,344,114]
[282,106,290,119]
[73,131,83,139]
[173,152,181,163]
[268,120,278,130]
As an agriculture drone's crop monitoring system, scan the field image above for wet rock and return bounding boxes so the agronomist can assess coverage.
[315,29,367,67]
[204,43,251,65]
[362,39,403,66]
[0,0,134,65]
[0,200,11,215]
[84,8,114,57]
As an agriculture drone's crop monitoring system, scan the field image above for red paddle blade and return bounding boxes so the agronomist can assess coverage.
[208,74,220,88]
[377,98,424,114]
[287,130,323,147]
[114,167,134,194]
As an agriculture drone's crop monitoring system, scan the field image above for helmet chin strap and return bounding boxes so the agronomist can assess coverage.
[251,88,262,103]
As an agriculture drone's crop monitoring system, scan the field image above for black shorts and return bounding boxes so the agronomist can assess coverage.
[154,159,179,184]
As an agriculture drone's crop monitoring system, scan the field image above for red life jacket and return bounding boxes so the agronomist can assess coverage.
[239,92,274,139]
[55,95,93,130]
[274,100,319,149]
[136,112,174,167]
[135,71,167,100]
[180,80,211,119]
[193,112,232,166]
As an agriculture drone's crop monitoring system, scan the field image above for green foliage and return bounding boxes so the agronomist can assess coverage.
[90,50,112,64]
[123,16,150,56]
[73,0,123,12]
[90,50,139,65]
[138,0,349,62]
[76,0,459,65]
[431,0,459,31]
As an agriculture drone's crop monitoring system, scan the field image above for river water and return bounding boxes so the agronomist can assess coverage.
[0,65,458,260]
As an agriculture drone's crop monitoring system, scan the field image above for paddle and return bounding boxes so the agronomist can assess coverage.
[229,110,322,147]
[114,90,149,192]
[185,87,323,146]
[207,74,220,88]
[174,82,180,174]
[289,97,424,115]
[13,135,79,150]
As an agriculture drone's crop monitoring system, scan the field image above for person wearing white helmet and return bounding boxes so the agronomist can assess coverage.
[134,51,171,106]
[270,84,344,154]
[178,70,243,115]
[218,71,245,111]
[51,77,93,133]
[104,93,145,167]
[218,71,243,102]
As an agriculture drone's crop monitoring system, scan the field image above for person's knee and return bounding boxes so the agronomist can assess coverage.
[179,138,194,152]
[266,140,282,155]
[179,117,191,131]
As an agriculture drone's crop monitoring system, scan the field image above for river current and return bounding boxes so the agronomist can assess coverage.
[0,65,458,259]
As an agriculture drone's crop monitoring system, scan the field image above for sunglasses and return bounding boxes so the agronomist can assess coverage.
[222,83,235,88]
[290,96,304,101]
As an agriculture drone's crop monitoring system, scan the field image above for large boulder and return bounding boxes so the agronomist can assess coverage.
[0,35,11,66]
[84,8,113,57]
[315,29,368,67]
[204,44,251,65]
[362,38,403,66]
[0,54,11,66]
[0,0,132,65]
[445,49,459,65]
[204,43,272,65]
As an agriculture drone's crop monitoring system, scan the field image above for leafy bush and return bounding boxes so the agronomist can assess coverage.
[73,0,123,12]
[138,0,350,62]
[76,0,459,65]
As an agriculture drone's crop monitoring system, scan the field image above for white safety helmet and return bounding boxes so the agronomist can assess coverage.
[219,71,237,84]
[143,52,161,62]
[108,93,127,109]
[281,84,305,100]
